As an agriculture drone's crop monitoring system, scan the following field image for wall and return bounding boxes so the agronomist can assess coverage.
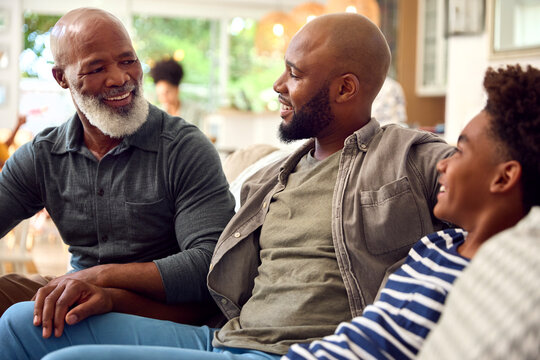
[444,13,540,144]
[397,0,446,128]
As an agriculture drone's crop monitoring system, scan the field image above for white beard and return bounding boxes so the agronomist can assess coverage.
[70,82,149,138]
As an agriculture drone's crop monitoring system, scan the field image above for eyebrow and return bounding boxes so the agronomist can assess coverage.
[84,51,136,68]
[286,60,305,74]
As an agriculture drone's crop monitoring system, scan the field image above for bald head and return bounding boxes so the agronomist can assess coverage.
[291,13,391,103]
[50,8,130,68]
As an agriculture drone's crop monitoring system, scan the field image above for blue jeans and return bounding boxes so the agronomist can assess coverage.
[0,302,281,360]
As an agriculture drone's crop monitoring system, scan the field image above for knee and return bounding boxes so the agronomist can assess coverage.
[1,301,35,332]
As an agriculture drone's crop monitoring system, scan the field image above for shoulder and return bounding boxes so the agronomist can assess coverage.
[366,125,453,161]
[145,105,214,155]
[33,123,69,146]
[405,229,469,275]
[149,105,203,142]
[379,124,447,146]
[414,228,467,254]
[373,126,455,175]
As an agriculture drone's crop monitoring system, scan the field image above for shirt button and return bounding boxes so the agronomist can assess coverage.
[233,232,241,238]
[220,298,228,305]
[262,201,267,208]
[360,144,367,150]
[97,188,104,196]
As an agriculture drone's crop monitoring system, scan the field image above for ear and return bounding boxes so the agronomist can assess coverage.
[490,160,522,193]
[52,66,69,89]
[334,73,359,104]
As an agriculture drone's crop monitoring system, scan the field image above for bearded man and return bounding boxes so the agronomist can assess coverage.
[0,7,235,329]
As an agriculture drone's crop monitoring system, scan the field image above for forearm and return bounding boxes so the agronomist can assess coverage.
[89,262,167,302]
[105,287,220,324]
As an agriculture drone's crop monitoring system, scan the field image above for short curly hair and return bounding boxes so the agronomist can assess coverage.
[483,64,540,212]
[150,59,184,87]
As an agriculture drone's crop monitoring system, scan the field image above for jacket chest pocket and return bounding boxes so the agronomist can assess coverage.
[360,177,423,255]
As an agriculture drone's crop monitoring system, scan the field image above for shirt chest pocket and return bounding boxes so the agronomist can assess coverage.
[124,198,173,246]
[360,177,423,255]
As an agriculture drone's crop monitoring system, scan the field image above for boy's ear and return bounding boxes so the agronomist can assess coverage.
[52,67,69,89]
[490,160,522,193]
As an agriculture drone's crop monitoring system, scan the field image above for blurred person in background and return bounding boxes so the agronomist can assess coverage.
[150,58,206,127]
[150,58,184,117]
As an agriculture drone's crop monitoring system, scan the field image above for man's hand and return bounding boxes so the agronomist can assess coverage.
[38,265,104,292]
[33,278,113,338]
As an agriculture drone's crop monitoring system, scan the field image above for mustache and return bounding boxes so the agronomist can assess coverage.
[278,94,291,106]
[98,82,139,100]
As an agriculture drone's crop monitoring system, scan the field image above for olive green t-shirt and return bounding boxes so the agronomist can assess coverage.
[214,150,350,354]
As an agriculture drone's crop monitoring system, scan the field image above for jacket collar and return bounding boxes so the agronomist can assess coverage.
[277,118,381,182]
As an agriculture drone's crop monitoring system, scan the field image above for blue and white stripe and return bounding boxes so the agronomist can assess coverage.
[284,228,469,360]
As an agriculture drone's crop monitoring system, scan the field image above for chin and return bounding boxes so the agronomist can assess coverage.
[434,205,449,223]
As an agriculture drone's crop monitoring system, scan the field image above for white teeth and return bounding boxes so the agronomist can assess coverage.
[105,92,130,101]
[281,104,292,111]
[440,185,446,193]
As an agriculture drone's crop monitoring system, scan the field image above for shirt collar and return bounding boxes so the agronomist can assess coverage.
[347,117,381,152]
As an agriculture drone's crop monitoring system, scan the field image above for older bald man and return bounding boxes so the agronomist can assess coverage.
[0,11,453,360]
[0,6,234,327]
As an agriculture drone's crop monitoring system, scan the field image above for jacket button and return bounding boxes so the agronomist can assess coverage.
[233,232,241,238]
[220,298,228,305]
[262,201,267,208]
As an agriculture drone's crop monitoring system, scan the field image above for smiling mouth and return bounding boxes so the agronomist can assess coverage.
[278,95,293,119]
[281,103,292,111]
[105,92,131,101]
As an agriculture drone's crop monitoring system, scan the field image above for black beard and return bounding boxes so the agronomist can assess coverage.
[279,84,334,143]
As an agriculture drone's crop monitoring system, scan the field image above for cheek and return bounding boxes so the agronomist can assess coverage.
[77,79,102,96]
[289,87,304,107]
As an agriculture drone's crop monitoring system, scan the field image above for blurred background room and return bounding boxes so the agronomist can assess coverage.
[0,0,539,276]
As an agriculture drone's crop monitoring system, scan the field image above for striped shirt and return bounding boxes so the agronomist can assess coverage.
[284,228,469,360]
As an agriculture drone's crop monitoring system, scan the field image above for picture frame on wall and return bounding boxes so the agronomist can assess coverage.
[447,0,485,35]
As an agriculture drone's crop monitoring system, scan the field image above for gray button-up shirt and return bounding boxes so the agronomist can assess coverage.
[0,104,235,303]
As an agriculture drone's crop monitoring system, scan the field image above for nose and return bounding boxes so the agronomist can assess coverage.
[105,65,130,87]
[436,157,448,174]
[273,71,287,94]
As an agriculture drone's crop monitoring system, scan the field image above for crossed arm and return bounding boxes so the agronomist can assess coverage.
[32,262,220,338]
